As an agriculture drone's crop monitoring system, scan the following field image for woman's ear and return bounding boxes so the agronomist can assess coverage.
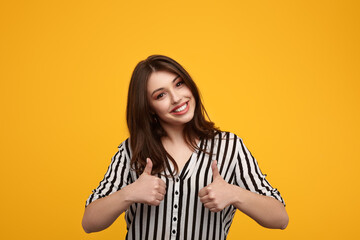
[148,104,156,115]
[149,111,158,124]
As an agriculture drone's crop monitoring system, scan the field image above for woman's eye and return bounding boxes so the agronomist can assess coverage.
[156,93,165,99]
[176,81,184,87]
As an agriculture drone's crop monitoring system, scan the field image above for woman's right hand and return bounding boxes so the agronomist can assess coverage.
[126,158,166,206]
[82,158,166,233]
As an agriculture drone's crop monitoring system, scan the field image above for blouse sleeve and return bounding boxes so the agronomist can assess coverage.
[233,137,286,206]
[85,141,131,207]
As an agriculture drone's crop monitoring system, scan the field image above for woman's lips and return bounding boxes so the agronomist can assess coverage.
[171,102,189,115]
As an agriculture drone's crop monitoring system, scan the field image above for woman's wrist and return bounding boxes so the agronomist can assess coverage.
[116,184,136,206]
[230,185,248,208]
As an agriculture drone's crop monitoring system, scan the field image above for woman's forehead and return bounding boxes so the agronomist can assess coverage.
[147,71,179,90]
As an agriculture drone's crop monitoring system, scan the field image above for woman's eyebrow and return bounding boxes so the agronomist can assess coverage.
[172,75,180,83]
[151,75,180,96]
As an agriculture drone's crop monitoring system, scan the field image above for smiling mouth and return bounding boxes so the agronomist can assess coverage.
[172,102,188,113]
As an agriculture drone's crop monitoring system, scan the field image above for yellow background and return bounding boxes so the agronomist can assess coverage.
[1,0,359,239]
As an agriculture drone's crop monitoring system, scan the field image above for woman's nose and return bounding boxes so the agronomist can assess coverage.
[170,91,181,104]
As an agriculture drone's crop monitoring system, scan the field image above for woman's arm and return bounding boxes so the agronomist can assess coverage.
[199,161,288,229]
[82,185,133,233]
[82,158,166,233]
[231,185,288,229]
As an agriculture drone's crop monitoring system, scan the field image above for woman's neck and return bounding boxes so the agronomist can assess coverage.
[161,124,186,144]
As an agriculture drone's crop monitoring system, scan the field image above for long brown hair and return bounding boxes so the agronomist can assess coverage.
[126,55,219,176]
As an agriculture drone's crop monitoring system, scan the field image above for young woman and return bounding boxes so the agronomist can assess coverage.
[82,55,289,239]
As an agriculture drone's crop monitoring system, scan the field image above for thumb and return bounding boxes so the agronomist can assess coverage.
[143,158,153,175]
[211,160,220,179]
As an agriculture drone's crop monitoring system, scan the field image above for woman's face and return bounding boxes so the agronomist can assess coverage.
[147,70,196,129]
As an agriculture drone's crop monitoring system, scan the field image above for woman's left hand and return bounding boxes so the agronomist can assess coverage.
[198,160,235,212]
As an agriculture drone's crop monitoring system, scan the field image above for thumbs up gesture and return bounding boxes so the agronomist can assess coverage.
[129,158,166,206]
[198,160,235,212]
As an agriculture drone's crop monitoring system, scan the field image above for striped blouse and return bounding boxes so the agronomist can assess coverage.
[85,132,285,240]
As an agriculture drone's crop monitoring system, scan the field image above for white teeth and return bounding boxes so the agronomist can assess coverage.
[174,103,187,112]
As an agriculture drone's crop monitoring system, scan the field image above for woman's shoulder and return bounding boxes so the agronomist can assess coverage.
[214,131,242,141]
[117,137,131,149]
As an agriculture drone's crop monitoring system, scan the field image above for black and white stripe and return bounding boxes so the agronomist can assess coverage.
[85,132,285,239]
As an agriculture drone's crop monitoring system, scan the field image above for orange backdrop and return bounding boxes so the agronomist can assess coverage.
[1,0,359,239]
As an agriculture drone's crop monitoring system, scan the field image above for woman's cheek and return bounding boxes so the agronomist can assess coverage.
[155,101,170,115]
[184,87,193,98]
